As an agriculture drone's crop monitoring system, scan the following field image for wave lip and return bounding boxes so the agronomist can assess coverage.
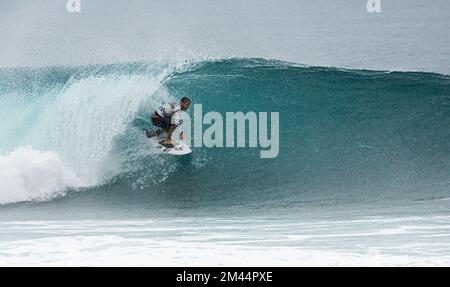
[0,61,181,204]
[0,146,85,205]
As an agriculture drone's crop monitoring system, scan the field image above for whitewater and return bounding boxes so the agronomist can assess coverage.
[1,0,450,266]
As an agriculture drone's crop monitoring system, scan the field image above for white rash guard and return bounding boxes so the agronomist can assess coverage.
[156,102,180,118]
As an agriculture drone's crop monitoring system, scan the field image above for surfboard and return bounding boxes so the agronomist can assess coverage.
[147,130,192,155]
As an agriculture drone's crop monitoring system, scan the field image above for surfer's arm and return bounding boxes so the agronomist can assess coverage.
[167,111,183,141]
[166,125,183,144]
[166,124,176,140]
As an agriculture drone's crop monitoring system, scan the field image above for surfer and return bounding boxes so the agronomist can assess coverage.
[145,97,191,147]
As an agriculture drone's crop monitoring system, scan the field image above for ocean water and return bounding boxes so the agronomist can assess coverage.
[0,1,450,266]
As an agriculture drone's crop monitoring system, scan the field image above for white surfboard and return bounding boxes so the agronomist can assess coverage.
[147,130,192,155]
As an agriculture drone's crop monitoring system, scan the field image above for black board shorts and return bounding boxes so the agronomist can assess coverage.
[151,115,171,130]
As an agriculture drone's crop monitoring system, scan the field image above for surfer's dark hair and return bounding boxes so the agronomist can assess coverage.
[181,97,191,103]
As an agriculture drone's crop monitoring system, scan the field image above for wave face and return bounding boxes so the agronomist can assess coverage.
[0,59,449,207]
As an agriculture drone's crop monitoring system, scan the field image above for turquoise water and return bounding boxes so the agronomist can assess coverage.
[0,59,449,265]
[1,0,450,266]
[1,59,449,206]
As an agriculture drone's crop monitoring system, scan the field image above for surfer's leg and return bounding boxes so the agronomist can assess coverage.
[147,115,166,138]
[160,118,171,132]
[145,129,157,138]
[146,128,164,138]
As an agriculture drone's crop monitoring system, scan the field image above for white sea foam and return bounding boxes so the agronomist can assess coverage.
[0,146,84,204]
[1,216,450,266]
[0,62,182,204]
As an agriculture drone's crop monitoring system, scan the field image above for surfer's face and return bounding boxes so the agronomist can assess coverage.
[181,101,191,111]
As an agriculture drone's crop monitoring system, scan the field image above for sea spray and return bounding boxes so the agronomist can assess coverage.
[0,146,84,204]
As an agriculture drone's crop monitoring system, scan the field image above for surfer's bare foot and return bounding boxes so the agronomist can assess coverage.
[158,139,174,148]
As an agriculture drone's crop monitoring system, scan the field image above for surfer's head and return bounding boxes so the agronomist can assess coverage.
[180,97,191,111]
